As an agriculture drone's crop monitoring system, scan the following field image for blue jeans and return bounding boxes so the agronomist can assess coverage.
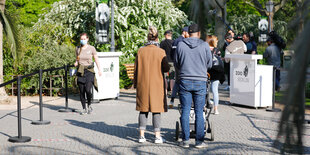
[179,79,207,142]
[210,80,219,106]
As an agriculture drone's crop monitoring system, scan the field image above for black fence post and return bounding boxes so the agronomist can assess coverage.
[32,69,51,125]
[266,66,281,112]
[8,76,31,143]
[59,64,72,112]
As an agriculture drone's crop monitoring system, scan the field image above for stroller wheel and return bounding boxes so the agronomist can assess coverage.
[175,121,180,141]
[210,122,215,141]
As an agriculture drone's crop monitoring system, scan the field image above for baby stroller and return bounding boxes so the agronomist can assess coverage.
[175,74,214,141]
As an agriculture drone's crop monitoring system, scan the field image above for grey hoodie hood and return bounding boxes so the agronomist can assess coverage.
[183,37,205,49]
[175,37,213,82]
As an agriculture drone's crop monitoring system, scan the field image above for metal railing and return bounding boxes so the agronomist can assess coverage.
[0,64,74,143]
[5,74,64,96]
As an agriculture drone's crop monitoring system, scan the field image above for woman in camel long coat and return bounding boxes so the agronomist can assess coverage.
[134,26,170,144]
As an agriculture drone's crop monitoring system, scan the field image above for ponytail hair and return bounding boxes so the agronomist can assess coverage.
[147,26,158,41]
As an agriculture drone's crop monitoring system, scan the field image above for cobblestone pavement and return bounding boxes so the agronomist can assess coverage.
[0,87,309,155]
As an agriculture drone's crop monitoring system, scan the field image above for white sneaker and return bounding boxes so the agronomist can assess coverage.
[195,142,208,149]
[214,109,219,115]
[138,136,146,143]
[154,137,165,144]
[80,109,87,115]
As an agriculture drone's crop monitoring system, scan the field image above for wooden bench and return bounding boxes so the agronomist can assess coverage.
[123,64,135,80]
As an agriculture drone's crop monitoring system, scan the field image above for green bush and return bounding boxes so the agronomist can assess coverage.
[28,0,189,89]
[2,0,189,95]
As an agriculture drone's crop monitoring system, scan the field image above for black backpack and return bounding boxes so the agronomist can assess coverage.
[269,31,286,49]
[211,48,224,67]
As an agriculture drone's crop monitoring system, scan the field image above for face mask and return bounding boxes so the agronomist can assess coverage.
[80,40,88,45]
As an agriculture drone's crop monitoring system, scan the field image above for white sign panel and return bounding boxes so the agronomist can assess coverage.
[93,52,122,100]
[230,59,255,106]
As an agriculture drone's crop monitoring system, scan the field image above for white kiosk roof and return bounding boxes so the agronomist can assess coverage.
[97,52,123,57]
[225,54,263,60]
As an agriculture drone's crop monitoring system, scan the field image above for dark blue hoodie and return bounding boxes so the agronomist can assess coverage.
[175,37,213,82]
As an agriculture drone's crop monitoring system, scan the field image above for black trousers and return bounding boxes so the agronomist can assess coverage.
[77,70,95,109]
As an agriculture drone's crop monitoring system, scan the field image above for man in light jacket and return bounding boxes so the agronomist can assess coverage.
[175,24,212,149]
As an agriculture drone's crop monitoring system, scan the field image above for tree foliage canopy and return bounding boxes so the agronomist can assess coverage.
[6,0,61,27]
[32,0,189,62]
[3,0,189,91]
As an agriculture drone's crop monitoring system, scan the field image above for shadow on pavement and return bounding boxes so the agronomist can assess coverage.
[0,131,11,138]
[230,106,274,143]
[29,101,77,112]
[65,119,177,145]
[0,105,35,122]
[65,119,140,142]
[64,134,158,155]
[7,145,84,155]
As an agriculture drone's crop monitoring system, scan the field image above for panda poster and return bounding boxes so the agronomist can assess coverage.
[96,0,110,44]
[258,17,269,42]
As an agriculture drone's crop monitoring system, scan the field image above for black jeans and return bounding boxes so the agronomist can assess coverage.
[77,70,94,109]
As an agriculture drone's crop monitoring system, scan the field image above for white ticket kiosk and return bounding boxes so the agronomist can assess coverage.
[225,54,273,108]
[93,52,122,101]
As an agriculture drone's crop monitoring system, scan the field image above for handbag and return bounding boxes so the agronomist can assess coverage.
[77,76,86,83]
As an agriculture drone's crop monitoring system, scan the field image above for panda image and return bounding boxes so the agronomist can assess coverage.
[96,2,110,43]
[258,19,269,32]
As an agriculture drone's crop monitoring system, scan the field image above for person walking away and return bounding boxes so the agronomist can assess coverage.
[175,24,212,148]
[243,33,257,54]
[74,33,102,115]
[134,26,170,144]
[263,37,281,91]
[169,27,189,108]
[206,35,225,115]
[160,30,174,93]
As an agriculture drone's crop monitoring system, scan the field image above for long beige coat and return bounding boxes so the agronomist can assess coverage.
[134,45,170,112]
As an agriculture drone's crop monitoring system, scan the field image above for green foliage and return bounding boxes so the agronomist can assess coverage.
[0,8,24,69]
[119,64,133,88]
[24,42,76,92]
[32,0,96,44]
[229,14,287,42]
[6,0,61,27]
[227,0,261,16]
[172,0,191,17]
[31,0,188,88]
[257,44,268,65]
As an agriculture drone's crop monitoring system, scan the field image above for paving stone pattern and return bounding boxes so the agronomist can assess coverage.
[0,88,309,155]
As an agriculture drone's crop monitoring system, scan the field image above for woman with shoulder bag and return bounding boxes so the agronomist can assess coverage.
[74,33,102,115]
[206,35,225,115]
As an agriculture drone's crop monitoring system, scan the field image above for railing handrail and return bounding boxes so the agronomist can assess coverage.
[0,64,74,88]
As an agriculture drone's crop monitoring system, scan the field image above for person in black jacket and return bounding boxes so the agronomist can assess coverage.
[160,30,174,62]
[206,35,225,115]
[169,27,189,108]
[160,30,174,93]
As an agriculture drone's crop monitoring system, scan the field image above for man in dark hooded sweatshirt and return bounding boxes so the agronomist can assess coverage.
[175,24,212,149]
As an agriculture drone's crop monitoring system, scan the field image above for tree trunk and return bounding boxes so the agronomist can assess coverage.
[0,0,10,104]
[214,0,226,50]
[297,0,304,34]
